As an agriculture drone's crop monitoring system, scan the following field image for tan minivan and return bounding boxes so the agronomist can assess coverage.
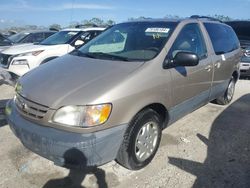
[6,16,241,170]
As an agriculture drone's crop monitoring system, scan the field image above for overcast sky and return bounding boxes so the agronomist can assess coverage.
[0,0,250,28]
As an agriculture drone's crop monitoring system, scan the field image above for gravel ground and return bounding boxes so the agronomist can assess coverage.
[0,79,250,188]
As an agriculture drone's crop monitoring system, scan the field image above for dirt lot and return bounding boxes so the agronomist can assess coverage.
[0,80,250,188]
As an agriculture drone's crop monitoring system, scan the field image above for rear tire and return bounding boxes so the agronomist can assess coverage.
[116,108,162,170]
[214,76,236,105]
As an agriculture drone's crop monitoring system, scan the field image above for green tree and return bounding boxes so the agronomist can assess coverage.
[128,16,152,21]
[211,14,233,21]
[89,18,104,26]
[25,25,38,30]
[106,19,115,26]
[49,24,61,31]
[164,15,182,19]
[80,18,115,27]
[68,21,80,28]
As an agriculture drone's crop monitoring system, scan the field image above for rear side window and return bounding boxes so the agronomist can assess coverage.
[32,33,45,42]
[204,23,240,55]
[77,31,101,44]
[22,33,44,43]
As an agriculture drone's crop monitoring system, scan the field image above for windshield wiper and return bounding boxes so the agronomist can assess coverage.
[84,52,130,61]
[71,51,138,61]
[71,50,100,59]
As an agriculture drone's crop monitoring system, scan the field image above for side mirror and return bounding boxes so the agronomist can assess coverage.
[174,52,199,67]
[74,40,84,47]
[163,52,199,69]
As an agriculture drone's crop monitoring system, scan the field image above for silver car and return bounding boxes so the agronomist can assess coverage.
[240,48,250,77]
[6,17,241,170]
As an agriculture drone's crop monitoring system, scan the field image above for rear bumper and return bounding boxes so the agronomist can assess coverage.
[6,100,127,168]
[240,62,250,76]
[240,69,250,76]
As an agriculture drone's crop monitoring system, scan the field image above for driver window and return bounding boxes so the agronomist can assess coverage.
[169,23,207,59]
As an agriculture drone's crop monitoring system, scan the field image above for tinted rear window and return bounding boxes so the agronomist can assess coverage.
[204,23,240,55]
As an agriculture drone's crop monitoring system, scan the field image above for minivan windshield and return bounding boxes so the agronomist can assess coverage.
[8,32,29,43]
[75,21,178,61]
[40,31,79,45]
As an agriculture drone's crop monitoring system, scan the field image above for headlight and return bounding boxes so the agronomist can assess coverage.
[12,59,28,65]
[5,101,12,116]
[16,50,44,57]
[15,82,22,93]
[52,104,112,127]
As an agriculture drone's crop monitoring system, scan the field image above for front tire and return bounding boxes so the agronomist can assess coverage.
[116,109,162,170]
[214,76,236,105]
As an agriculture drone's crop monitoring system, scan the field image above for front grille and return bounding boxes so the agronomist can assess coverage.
[0,53,12,67]
[15,94,49,120]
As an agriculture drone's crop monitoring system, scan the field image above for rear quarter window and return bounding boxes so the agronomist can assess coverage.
[204,23,240,55]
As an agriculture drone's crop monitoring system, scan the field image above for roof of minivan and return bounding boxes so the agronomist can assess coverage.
[123,18,225,24]
[124,18,181,23]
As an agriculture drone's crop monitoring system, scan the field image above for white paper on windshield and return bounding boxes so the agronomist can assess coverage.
[68,32,78,35]
[145,28,170,33]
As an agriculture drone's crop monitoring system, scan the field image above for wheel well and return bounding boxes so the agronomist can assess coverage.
[232,71,239,82]
[140,103,169,128]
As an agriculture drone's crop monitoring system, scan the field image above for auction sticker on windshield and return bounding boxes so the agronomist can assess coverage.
[68,32,78,36]
[145,28,170,33]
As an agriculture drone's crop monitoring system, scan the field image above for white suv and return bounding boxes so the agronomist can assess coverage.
[0,27,105,79]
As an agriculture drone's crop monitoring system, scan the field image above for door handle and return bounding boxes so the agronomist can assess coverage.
[214,62,221,68]
[205,65,212,72]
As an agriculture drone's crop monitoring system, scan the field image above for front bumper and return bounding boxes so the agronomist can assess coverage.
[1,55,37,77]
[6,100,127,168]
[7,64,30,77]
[0,60,29,79]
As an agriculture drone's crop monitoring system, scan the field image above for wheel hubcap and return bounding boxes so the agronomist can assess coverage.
[135,121,159,162]
[227,80,235,101]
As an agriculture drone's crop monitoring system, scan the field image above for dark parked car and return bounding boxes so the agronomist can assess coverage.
[0,30,56,52]
[225,21,250,77]
[8,30,56,44]
[225,21,250,49]
[239,47,250,77]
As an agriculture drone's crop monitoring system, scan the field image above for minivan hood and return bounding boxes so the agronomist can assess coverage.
[2,43,69,55]
[19,54,144,109]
